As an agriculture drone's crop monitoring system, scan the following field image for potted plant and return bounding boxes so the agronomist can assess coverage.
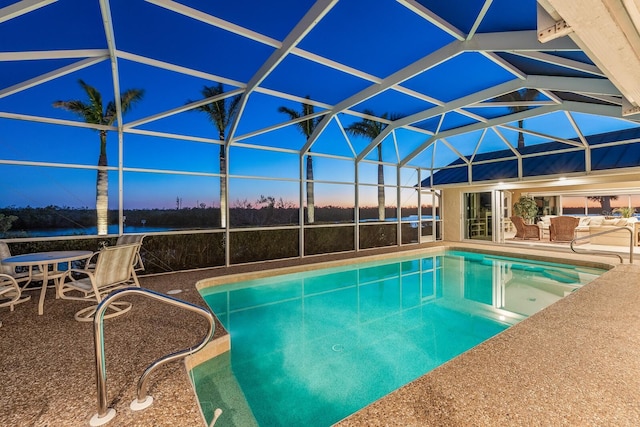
[513,196,538,224]
[613,207,635,218]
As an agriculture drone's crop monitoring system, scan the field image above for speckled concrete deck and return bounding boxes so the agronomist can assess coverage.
[1,242,639,426]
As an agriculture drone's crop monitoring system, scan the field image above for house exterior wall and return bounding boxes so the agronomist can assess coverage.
[439,173,640,242]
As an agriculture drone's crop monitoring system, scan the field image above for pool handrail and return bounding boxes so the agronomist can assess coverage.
[570,227,632,263]
[89,286,215,427]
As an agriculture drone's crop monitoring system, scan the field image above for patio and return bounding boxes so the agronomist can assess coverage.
[2,242,640,426]
[3,0,640,426]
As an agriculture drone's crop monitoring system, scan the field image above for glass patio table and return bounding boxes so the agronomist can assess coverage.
[1,251,93,315]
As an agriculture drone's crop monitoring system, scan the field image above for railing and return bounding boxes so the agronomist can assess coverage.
[570,227,634,263]
[89,287,215,427]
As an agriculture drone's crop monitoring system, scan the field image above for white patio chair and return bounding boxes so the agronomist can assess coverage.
[115,234,146,272]
[58,243,140,322]
[1,241,35,291]
[0,273,31,328]
[86,234,145,281]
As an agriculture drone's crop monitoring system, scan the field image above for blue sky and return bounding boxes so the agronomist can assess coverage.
[1,0,639,211]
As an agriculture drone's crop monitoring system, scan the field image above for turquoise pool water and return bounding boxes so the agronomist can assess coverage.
[194,250,605,426]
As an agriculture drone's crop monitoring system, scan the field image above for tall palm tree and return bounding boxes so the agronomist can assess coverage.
[277,96,321,223]
[187,83,241,228]
[495,88,538,149]
[345,110,394,221]
[53,79,144,235]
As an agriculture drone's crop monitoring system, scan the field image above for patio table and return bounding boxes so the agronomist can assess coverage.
[1,251,93,315]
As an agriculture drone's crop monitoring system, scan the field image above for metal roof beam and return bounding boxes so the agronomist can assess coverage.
[148,0,381,86]
[497,123,584,147]
[465,30,579,51]
[145,0,280,47]
[396,0,466,40]
[0,56,107,99]
[527,75,620,96]
[561,100,637,119]
[226,0,338,143]
[480,51,527,79]
[467,0,493,40]
[510,51,605,77]
[400,104,561,166]
[356,78,523,162]
[0,49,109,61]
[303,41,463,155]
[125,88,245,129]
[98,0,123,129]
[116,50,245,89]
[0,0,56,24]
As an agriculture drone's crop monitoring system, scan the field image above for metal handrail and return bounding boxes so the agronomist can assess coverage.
[570,226,634,263]
[90,287,215,426]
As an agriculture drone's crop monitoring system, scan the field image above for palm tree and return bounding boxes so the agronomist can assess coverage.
[277,96,321,223]
[187,83,241,228]
[495,88,538,149]
[587,195,618,214]
[53,79,144,235]
[345,110,394,221]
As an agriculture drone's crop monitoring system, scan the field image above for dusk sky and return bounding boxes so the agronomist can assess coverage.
[2,0,639,211]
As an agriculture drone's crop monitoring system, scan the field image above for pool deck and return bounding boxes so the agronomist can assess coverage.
[1,241,639,426]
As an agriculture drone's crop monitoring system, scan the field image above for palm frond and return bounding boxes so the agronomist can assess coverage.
[53,80,143,126]
[52,99,101,124]
[277,106,302,121]
[78,79,103,118]
[120,88,145,115]
[187,84,240,139]
[278,96,318,139]
[344,109,389,140]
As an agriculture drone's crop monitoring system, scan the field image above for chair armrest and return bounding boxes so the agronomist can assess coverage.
[60,268,95,283]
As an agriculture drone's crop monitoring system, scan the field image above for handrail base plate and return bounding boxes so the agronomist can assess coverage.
[89,408,116,426]
[130,395,153,411]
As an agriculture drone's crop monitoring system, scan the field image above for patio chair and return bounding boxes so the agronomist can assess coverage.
[550,216,579,242]
[0,273,31,327]
[86,234,144,286]
[0,241,34,290]
[510,216,541,240]
[116,234,146,272]
[58,243,141,322]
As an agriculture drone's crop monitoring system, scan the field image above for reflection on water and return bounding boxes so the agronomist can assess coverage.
[13,225,175,237]
[196,250,605,426]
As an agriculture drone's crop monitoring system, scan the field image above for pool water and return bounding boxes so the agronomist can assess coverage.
[194,250,604,426]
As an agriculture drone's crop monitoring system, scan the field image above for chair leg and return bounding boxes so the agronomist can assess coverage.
[74,301,132,322]
[9,295,31,311]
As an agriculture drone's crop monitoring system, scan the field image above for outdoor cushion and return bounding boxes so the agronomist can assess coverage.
[590,217,604,226]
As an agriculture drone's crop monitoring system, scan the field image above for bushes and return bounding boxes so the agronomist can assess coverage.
[305,226,355,255]
[230,229,299,264]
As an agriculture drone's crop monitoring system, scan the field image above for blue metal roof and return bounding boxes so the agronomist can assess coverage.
[428,126,640,186]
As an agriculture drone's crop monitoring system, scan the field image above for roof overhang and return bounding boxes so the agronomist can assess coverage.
[537,0,640,118]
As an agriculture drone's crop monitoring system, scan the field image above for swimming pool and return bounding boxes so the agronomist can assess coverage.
[193,250,605,426]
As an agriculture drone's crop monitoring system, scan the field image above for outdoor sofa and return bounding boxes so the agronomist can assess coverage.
[538,215,638,246]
